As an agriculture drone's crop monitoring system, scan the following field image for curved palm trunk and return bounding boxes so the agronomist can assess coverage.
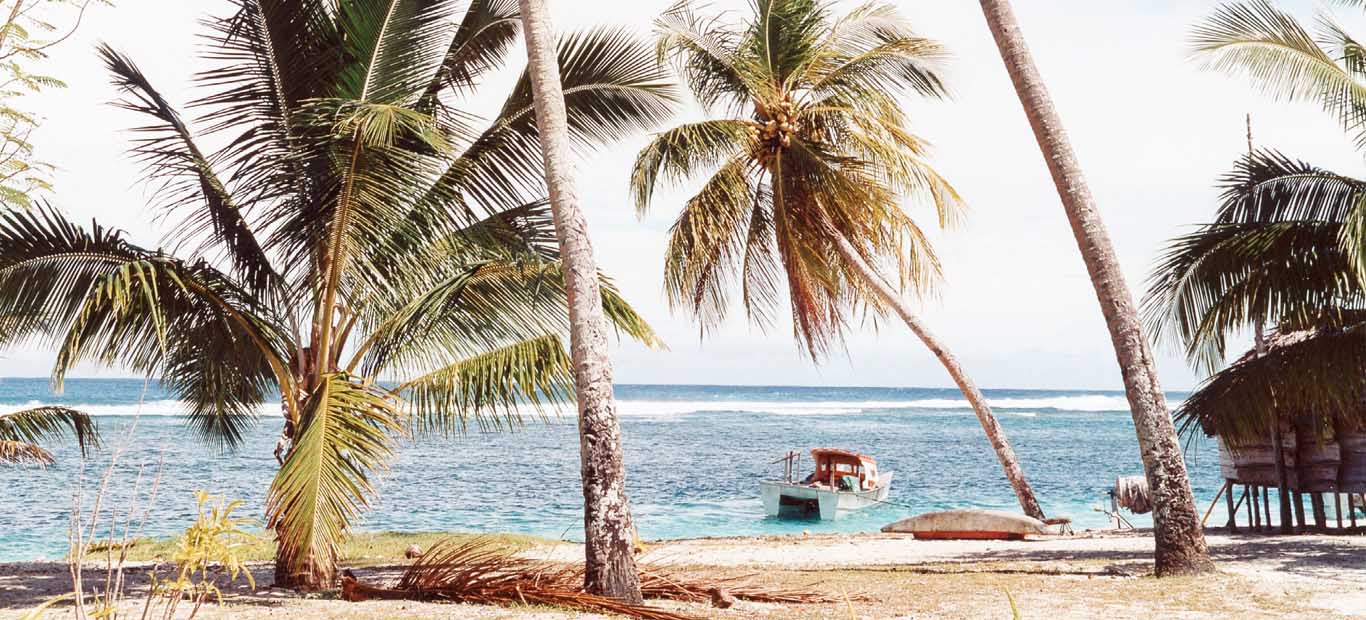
[828,233,1045,520]
[517,0,644,603]
[976,0,1213,575]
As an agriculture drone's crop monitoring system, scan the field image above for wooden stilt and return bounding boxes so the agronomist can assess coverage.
[1294,492,1306,529]
[1247,485,1256,528]
[1263,486,1272,528]
[1311,493,1327,529]
[1352,494,1359,529]
[1252,485,1262,529]
[1336,493,1343,529]
[1225,481,1237,530]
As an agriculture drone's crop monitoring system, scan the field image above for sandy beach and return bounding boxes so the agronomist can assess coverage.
[3,528,1362,620]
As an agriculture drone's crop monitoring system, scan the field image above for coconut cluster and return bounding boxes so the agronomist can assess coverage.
[750,97,799,163]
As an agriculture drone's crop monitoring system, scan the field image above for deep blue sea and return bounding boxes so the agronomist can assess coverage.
[0,378,1225,561]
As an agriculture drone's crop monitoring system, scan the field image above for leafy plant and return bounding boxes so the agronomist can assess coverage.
[150,491,259,619]
[0,0,112,209]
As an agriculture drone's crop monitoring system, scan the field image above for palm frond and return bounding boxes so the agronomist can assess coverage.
[1142,151,1366,373]
[662,156,759,334]
[267,373,402,587]
[419,0,520,102]
[631,119,752,216]
[1191,0,1366,148]
[0,406,99,462]
[655,1,755,112]
[419,26,678,217]
[99,44,279,294]
[0,205,293,447]
[400,334,573,436]
[337,0,464,105]
[0,440,55,466]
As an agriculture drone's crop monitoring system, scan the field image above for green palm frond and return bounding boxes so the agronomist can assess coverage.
[400,334,573,436]
[1143,151,1366,373]
[0,406,99,464]
[414,26,677,240]
[1191,0,1366,148]
[655,1,756,113]
[0,205,293,447]
[337,0,464,106]
[99,45,279,295]
[355,259,661,377]
[631,119,753,216]
[420,0,520,102]
[266,373,403,586]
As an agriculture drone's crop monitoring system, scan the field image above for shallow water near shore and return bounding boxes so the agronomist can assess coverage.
[0,378,1225,561]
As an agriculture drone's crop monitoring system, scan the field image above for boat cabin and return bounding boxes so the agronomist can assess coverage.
[808,449,879,491]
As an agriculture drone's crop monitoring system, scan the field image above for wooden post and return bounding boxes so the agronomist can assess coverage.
[1251,485,1262,529]
[1247,485,1256,527]
[1225,482,1238,530]
[1335,493,1343,529]
[1311,493,1327,529]
[1352,494,1359,529]
[1262,486,1272,528]
[1294,492,1306,528]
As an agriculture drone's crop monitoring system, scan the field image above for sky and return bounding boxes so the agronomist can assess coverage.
[5,0,1361,391]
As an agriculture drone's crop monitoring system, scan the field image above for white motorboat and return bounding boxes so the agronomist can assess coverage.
[761,449,893,520]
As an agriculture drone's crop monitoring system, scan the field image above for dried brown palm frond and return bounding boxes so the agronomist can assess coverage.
[340,539,697,620]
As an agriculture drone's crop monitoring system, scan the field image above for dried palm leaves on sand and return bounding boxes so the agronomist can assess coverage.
[339,540,696,620]
[339,538,854,617]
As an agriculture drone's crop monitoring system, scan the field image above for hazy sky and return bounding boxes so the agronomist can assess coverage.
[6,0,1360,390]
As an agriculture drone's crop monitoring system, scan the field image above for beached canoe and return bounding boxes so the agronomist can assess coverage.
[881,509,1048,540]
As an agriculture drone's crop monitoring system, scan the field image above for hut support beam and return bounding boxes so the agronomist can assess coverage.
[1262,486,1272,528]
[1294,492,1306,528]
[1311,493,1327,529]
[1335,493,1343,529]
[1251,485,1262,529]
[1271,419,1293,534]
[1225,482,1237,530]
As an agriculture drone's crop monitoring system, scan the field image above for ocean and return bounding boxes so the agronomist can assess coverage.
[0,378,1225,561]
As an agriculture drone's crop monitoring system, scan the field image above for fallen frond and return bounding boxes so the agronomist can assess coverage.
[339,539,698,620]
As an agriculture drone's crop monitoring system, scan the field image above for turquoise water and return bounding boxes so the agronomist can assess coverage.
[0,379,1223,561]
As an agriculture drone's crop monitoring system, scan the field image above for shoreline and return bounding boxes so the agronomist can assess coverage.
[4,528,1363,619]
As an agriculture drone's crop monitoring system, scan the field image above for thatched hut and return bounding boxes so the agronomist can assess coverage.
[1180,330,1366,531]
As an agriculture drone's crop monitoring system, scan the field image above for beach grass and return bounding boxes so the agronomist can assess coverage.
[90,531,558,565]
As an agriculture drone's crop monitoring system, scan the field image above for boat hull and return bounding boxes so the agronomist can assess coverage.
[880,509,1048,539]
[760,473,893,520]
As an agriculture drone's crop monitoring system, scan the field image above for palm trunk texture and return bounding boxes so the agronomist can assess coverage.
[517,0,644,602]
[977,0,1213,576]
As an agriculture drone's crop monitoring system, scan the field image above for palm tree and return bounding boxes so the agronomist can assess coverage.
[1145,149,1366,483]
[0,406,98,465]
[0,0,672,590]
[975,0,1213,575]
[1147,0,1366,529]
[517,0,649,603]
[631,0,1044,519]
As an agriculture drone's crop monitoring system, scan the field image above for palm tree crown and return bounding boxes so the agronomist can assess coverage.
[632,0,961,356]
[0,0,674,588]
[1146,0,1366,440]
